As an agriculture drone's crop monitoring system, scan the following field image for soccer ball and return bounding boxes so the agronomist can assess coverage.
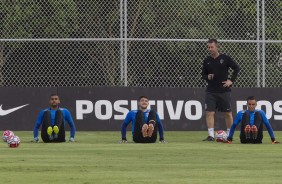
[215,130,227,142]
[2,130,14,142]
[7,135,20,148]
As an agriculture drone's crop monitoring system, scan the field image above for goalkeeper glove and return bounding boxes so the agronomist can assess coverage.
[159,138,167,143]
[69,137,75,142]
[225,137,232,144]
[271,138,279,144]
[120,137,127,143]
[34,137,39,143]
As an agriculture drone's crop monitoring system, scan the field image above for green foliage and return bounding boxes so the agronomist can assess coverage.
[0,0,78,38]
[0,0,282,87]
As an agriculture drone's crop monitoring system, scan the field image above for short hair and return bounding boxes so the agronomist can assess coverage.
[50,94,59,98]
[138,95,149,101]
[207,38,218,44]
[247,96,257,101]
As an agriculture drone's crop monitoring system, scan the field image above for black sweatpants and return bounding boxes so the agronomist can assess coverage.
[41,110,66,143]
[133,110,158,143]
[240,111,263,144]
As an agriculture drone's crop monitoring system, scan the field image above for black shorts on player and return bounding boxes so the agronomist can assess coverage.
[205,92,231,112]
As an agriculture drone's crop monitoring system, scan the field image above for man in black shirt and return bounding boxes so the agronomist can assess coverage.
[201,39,240,141]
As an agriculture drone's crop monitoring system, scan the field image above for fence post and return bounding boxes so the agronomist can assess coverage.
[261,0,266,87]
[120,0,124,84]
[124,0,128,86]
[256,0,260,87]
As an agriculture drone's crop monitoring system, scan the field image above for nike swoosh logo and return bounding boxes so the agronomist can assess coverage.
[0,104,29,116]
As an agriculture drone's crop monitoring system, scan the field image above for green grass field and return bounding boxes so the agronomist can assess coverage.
[1,131,282,184]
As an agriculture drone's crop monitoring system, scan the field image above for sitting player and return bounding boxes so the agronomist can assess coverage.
[121,95,165,143]
[227,96,279,144]
[33,94,76,143]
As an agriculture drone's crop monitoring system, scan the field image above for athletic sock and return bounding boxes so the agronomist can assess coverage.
[226,128,230,136]
[208,128,214,137]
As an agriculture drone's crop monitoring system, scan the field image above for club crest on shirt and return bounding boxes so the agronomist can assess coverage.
[276,53,282,71]
[220,59,224,64]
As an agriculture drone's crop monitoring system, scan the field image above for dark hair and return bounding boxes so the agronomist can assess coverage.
[138,95,149,101]
[247,96,256,101]
[50,94,59,98]
[207,38,218,44]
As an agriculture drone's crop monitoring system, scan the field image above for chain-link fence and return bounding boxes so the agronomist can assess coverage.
[0,0,281,87]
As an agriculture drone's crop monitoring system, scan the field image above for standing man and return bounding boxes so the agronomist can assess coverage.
[227,96,279,144]
[202,38,240,141]
[33,94,76,143]
[121,95,165,143]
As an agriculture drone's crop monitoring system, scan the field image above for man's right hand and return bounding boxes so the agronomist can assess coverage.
[208,74,214,80]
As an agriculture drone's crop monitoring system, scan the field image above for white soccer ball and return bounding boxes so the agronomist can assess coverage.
[215,130,227,142]
[7,135,20,148]
[2,130,14,142]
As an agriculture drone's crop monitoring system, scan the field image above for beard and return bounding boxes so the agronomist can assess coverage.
[139,105,148,111]
[51,104,59,109]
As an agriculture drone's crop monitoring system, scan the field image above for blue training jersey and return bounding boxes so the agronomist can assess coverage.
[228,109,275,140]
[121,109,164,140]
[33,108,76,138]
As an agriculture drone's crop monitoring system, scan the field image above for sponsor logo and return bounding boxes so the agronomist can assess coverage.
[75,100,282,121]
[237,100,282,120]
[0,104,29,116]
[76,100,203,121]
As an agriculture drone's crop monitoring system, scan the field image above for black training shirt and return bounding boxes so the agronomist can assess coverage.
[201,53,240,93]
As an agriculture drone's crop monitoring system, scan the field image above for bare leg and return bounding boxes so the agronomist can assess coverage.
[224,111,233,129]
[206,111,215,128]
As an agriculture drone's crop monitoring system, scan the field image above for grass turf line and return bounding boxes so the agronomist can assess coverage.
[0,131,282,184]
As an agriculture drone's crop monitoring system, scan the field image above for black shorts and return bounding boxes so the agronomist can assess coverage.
[205,92,232,112]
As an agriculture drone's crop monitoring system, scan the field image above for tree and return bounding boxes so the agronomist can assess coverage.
[0,0,78,86]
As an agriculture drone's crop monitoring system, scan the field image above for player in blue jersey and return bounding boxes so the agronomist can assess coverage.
[227,96,279,144]
[121,96,165,143]
[33,94,76,143]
